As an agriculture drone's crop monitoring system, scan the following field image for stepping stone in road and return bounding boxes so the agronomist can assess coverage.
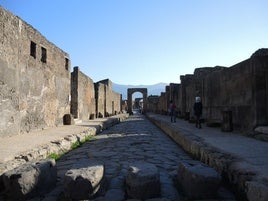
[126,162,161,200]
[64,160,105,200]
[177,161,221,199]
[2,159,56,200]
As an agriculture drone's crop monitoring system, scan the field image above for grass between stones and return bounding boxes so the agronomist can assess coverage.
[47,135,94,161]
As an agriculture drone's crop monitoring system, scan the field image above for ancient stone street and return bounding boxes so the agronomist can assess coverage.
[39,113,236,201]
[1,4,268,201]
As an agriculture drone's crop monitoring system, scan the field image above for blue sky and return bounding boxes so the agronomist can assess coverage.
[0,0,267,85]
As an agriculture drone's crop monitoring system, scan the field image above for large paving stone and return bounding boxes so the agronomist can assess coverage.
[126,162,161,200]
[246,181,268,201]
[64,160,104,200]
[177,162,221,199]
[105,189,125,201]
[2,159,56,200]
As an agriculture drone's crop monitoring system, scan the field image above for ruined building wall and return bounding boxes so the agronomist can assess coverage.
[0,6,70,137]
[169,83,180,109]
[251,52,268,127]
[95,82,105,118]
[105,84,115,116]
[182,67,226,121]
[180,75,194,119]
[165,86,170,113]
[196,67,226,124]
[200,55,268,131]
[179,65,251,125]
[157,92,165,114]
[176,49,268,131]
[153,49,268,132]
[104,80,120,116]
[71,67,95,121]
[95,79,121,117]
[177,84,183,117]
[147,95,159,113]
[121,100,128,112]
[201,64,252,127]
[109,91,121,115]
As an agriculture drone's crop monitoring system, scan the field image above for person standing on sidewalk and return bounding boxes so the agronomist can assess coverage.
[193,96,203,128]
[169,100,177,123]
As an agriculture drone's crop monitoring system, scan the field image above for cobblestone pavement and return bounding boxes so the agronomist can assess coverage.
[38,113,236,201]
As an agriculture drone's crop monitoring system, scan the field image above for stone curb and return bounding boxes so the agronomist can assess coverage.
[146,114,268,201]
[0,114,129,176]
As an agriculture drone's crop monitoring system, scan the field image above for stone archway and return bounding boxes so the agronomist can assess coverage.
[127,88,147,114]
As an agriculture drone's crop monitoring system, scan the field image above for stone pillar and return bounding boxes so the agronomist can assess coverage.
[127,91,133,114]
[71,66,79,118]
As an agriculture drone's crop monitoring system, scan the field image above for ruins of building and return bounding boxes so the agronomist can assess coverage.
[71,67,95,121]
[0,6,122,138]
[0,6,71,137]
[71,69,121,120]
[95,79,121,118]
[149,49,268,133]
[147,95,159,113]
[121,100,128,112]
[127,88,147,114]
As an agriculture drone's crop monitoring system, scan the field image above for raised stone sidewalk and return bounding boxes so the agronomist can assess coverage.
[146,113,268,201]
[0,114,129,176]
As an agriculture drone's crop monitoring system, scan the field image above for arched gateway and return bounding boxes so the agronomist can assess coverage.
[127,88,147,114]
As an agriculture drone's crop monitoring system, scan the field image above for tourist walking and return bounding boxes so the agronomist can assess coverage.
[169,100,177,123]
[193,96,203,128]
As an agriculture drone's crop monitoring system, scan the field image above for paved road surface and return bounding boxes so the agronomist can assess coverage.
[41,113,236,201]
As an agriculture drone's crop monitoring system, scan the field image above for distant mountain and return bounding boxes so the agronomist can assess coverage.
[112,82,168,100]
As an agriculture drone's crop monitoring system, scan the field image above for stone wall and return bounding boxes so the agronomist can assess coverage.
[0,6,70,137]
[95,82,106,118]
[0,6,123,138]
[95,79,121,117]
[104,80,121,115]
[148,49,268,132]
[121,100,128,112]
[195,53,268,131]
[71,67,95,121]
[158,92,168,115]
[147,95,159,113]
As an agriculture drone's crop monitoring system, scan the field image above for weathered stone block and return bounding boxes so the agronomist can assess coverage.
[90,113,95,120]
[105,112,110,117]
[126,162,160,200]
[64,161,104,200]
[255,126,268,134]
[246,181,268,201]
[2,159,56,200]
[177,162,221,199]
[63,114,74,125]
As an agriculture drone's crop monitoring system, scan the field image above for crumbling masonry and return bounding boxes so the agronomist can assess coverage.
[0,6,121,138]
[150,49,268,133]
